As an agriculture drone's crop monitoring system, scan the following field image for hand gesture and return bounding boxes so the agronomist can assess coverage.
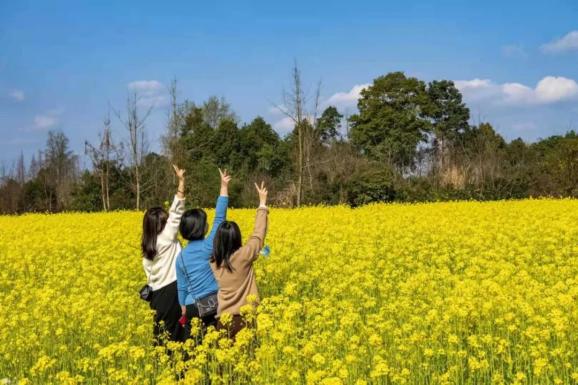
[219,168,232,186]
[255,181,268,207]
[172,164,185,180]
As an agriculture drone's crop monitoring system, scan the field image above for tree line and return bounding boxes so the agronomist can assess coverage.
[1,68,577,214]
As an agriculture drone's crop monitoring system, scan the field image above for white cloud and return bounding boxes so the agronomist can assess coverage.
[325,83,370,108]
[9,89,25,102]
[34,114,58,129]
[31,108,64,130]
[533,76,578,103]
[128,80,168,108]
[455,76,578,106]
[454,78,493,96]
[502,82,535,104]
[541,31,578,53]
[454,78,492,90]
[273,116,294,134]
[453,79,499,102]
[128,80,163,92]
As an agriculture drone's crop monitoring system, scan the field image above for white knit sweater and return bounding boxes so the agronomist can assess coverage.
[142,195,185,291]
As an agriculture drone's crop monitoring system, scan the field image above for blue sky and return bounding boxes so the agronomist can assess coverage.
[1,0,578,166]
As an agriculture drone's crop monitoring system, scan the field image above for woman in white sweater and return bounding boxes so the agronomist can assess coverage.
[142,165,186,344]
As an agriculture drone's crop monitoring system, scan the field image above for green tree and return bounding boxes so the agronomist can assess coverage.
[211,119,242,169]
[349,72,431,170]
[531,131,578,196]
[239,117,287,176]
[69,171,103,212]
[181,105,215,162]
[316,106,343,144]
[426,80,470,175]
[461,123,507,195]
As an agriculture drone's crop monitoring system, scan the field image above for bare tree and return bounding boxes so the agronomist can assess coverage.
[275,62,321,206]
[162,78,186,165]
[114,92,152,210]
[85,111,118,211]
[29,154,39,180]
[45,131,77,211]
[0,161,7,183]
[16,151,26,185]
[202,96,237,129]
[306,81,322,191]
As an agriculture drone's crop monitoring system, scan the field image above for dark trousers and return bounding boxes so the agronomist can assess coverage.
[150,281,182,345]
[181,304,217,344]
[216,314,247,341]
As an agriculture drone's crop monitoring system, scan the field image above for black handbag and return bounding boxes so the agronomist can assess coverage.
[180,254,218,318]
[139,283,153,301]
[139,266,153,303]
[196,291,218,318]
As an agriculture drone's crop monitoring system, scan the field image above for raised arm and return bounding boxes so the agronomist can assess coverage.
[174,164,186,200]
[205,169,231,248]
[245,181,269,261]
[160,165,186,240]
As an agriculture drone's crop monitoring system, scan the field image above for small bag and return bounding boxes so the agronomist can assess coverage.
[181,254,218,318]
[195,291,218,318]
[139,284,153,302]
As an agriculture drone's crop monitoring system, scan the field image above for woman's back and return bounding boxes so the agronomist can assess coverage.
[211,207,268,316]
[177,239,219,304]
[141,164,186,345]
[142,195,185,290]
[176,194,228,306]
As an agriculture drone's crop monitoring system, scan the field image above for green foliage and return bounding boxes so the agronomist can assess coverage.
[426,80,470,142]
[239,117,285,174]
[316,106,343,143]
[345,164,396,207]
[212,119,242,170]
[69,171,102,212]
[3,77,578,213]
[349,72,431,169]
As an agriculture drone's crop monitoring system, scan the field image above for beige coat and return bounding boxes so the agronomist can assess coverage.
[210,207,268,317]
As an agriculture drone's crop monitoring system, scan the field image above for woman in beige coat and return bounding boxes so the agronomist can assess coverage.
[210,182,269,339]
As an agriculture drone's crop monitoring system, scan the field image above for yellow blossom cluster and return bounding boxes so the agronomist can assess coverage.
[0,199,577,384]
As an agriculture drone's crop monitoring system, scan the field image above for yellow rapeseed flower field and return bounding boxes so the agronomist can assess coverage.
[1,200,577,385]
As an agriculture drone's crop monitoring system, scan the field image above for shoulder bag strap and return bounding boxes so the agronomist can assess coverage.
[180,253,195,300]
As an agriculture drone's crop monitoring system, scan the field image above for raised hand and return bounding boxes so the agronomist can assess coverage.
[173,165,186,199]
[219,168,232,185]
[219,168,232,197]
[254,181,268,207]
[172,164,186,180]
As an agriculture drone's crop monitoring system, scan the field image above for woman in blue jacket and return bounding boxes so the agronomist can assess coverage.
[176,168,230,340]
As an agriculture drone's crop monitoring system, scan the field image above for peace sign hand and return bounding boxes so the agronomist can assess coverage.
[218,168,232,186]
[254,181,268,207]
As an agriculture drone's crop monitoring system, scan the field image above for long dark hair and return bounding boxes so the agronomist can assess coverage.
[179,209,208,241]
[212,221,242,272]
[141,207,169,260]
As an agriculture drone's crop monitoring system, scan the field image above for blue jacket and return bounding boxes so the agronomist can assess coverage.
[176,195,228,306]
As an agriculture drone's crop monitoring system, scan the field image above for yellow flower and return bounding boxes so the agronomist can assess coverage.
[0,200,576,383]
